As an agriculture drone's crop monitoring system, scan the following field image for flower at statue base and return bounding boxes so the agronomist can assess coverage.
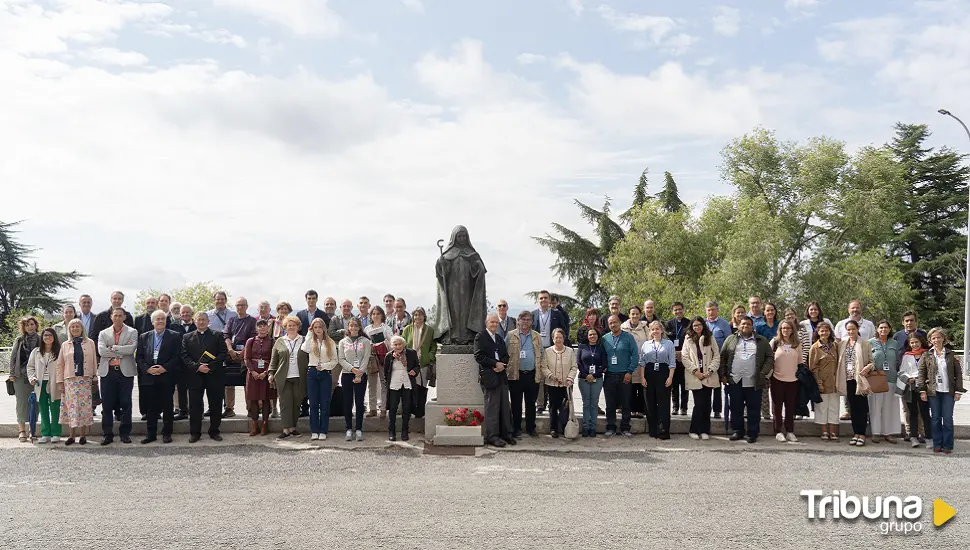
[443,407,484,427]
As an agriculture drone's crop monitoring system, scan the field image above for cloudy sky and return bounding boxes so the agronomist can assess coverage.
[2,0,969,314]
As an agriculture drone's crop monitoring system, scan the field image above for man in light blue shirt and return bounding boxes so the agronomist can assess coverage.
[704,301,733,419]
[206,290,237,333]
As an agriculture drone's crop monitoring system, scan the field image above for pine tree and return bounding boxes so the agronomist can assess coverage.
[0,221,83,330]
[620,168,649,224]
[889,123,969,338]
[656,171,685,212]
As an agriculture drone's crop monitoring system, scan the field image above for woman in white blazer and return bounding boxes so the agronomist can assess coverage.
[682,317,720,440]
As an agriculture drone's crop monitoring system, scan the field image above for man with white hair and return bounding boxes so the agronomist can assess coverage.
[474,314,515,447]
[135,310,181,444]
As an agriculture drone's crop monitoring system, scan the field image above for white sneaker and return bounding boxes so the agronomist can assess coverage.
[355,430,364,441]
[926,442,933,450]
[37,436,50,444]
[912,440,921,448]
[319,433,327,441]
[786,433,798,443]
[775,433,787,442]
[50,436,60,443]
[688,433,700,440]
[310,433,319,441]
[345,430,353,441]
[700,433,710,440]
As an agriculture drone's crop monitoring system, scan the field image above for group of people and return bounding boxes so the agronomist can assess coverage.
[6,290,434,445]
[475,293,965,454]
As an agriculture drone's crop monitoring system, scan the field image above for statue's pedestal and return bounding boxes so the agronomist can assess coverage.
[426,345,484,446]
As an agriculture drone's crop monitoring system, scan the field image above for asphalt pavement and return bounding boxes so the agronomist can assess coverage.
[1,434,967,549]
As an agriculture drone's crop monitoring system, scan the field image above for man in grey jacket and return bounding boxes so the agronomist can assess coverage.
[97,307,139,445]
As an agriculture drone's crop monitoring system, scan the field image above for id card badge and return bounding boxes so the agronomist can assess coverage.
[937,373,944,385]
[589,364,595,375]
[520,350,526,359]
[153,351,159,362]
[611,356,618,365]
[882,361,889,372]
[782,344,792,352]
[653,362,660,372]
[541,331,548,339]
[257,360,265,370]
[353,360,361,370]
[234,344,244,351]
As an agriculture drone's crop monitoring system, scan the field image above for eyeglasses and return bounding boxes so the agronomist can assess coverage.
[497,304,508,308]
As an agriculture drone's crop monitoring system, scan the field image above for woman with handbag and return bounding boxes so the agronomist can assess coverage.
[809,321,843,441]
[55,319,97,445]
[303,317,338,441]
[338,318,372,442]
[540,328,577,438]
[577,327,607,437]
[383,336,419,441]
[917,327,966,454]
[683,317,720,440]
[401,307,436,418]
[839,320,874,446]
[899,333,932,448]
[769,320,802,443]
[868,320,901,444]
[268,316,307,440]
[27,328,63,443]
[7,316,40,443]
[364,307,393,419]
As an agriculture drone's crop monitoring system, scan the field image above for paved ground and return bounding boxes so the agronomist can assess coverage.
[1,435,967,549]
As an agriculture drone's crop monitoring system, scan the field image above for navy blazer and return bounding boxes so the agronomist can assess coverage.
[474,330,510,389]
[296,308,330,337]
[532,308,571,346]
[136,329,182,385]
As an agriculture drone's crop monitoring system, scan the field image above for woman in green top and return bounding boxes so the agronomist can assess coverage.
[868,320,901,443]
[401,307,436,418]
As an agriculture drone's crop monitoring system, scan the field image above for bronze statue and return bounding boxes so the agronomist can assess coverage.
[433,225,487,345]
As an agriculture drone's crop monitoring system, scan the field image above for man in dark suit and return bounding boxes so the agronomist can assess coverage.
[550,293,571,335]
[474,314,515,447]
[133,296,160,420]
[91,291,136,343]
[172,305,196,420]
[296,289,330,337]
[181,311,228,442]
[135,310,181,444]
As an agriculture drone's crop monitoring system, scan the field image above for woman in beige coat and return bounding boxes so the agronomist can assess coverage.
[682,317,720,440]
[268,316,308,440]
[541,329,577,438]
[838,320,874,446]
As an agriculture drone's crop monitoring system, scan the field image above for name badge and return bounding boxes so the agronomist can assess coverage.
[782,345,792,352]
[541,331,548,338]
[611,356,618,365]
[257,360,265,369]
[882,362,889,371]
[353,360,360,369]
[520,350,527,359]
[153,352,159,362]
[937,373,944,385]
[234,344,244,351]
[589,365,596,375]
[494,351,499,360]
[652,362,660,372]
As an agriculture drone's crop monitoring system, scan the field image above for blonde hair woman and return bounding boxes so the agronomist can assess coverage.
[540,328,577,438]
[303,317,338,440]
[56,319,97,445]
[917,327,966,454]
[268,316,307,439]
[839,320,874,446]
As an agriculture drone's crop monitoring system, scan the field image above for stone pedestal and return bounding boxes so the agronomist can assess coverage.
[425,346,485,446]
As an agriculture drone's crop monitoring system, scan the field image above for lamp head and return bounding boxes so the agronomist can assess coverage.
[938,109,951,115]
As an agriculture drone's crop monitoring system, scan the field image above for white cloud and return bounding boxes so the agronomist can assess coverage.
[150,22,248,48]
[516,53,547,66]
[212,0,342,37]
[567,0,584,16]
[712,6,740,37]
[785,0,819,10]
[595,4,695,54]
[401,0,425,14]
[816,16,903,64]
[82,47,148,66]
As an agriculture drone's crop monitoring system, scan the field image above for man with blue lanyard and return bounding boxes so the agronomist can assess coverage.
[704,301,732,420]
[601,315,639,437]
[135,311,181,444]
[719,317,773,443]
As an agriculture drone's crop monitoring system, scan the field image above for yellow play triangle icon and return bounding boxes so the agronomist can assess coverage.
[934,499,956,527]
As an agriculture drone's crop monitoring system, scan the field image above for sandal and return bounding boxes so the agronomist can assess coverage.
[884,436,897,444]
[830,434,839,442]
[856,438,866,447]
[820,433,830,441]
[849,437,858,446]
[18,431,27,443]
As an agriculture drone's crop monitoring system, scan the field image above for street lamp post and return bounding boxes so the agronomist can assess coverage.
[937,109,970,369]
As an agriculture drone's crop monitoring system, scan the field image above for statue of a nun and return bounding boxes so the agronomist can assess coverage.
[433,225,487,345]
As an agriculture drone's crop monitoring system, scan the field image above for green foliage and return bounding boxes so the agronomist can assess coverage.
[0,307,53,348]
[0,221,83,331]
[656,171,685,212]
[135,282,227,315]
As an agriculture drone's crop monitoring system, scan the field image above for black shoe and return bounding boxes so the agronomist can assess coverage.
[713,412,722,419]
[536,408,545,415]
[189,435,200,443]
[114,412,121,421]
[162,435,173,444]
[681,409,688,416]
[503,436,517,446]
[140,414,148,421]
[300,411,309,418]
[746,436,757,444]
[120,436,132,444]
[401,433,409,441]
[512,431,522,439]
[551,431,560,439]
[658,434,670,440]
[65,437,75,446]
[79,437,87,445]
[581,431,588,438]
[489,437,506,447]
[290,430,301,437]
[389,434,397,442]
[729,432,743,441]
[100,437,113,446]
[174,413,188,421]
[203,409,211,417]
[210,433,223,441]
[140,436,156,444]
[277,432,290,440]
[527,430,538,437]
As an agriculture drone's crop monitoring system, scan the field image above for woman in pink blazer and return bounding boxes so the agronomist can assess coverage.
[56,319,97,446]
